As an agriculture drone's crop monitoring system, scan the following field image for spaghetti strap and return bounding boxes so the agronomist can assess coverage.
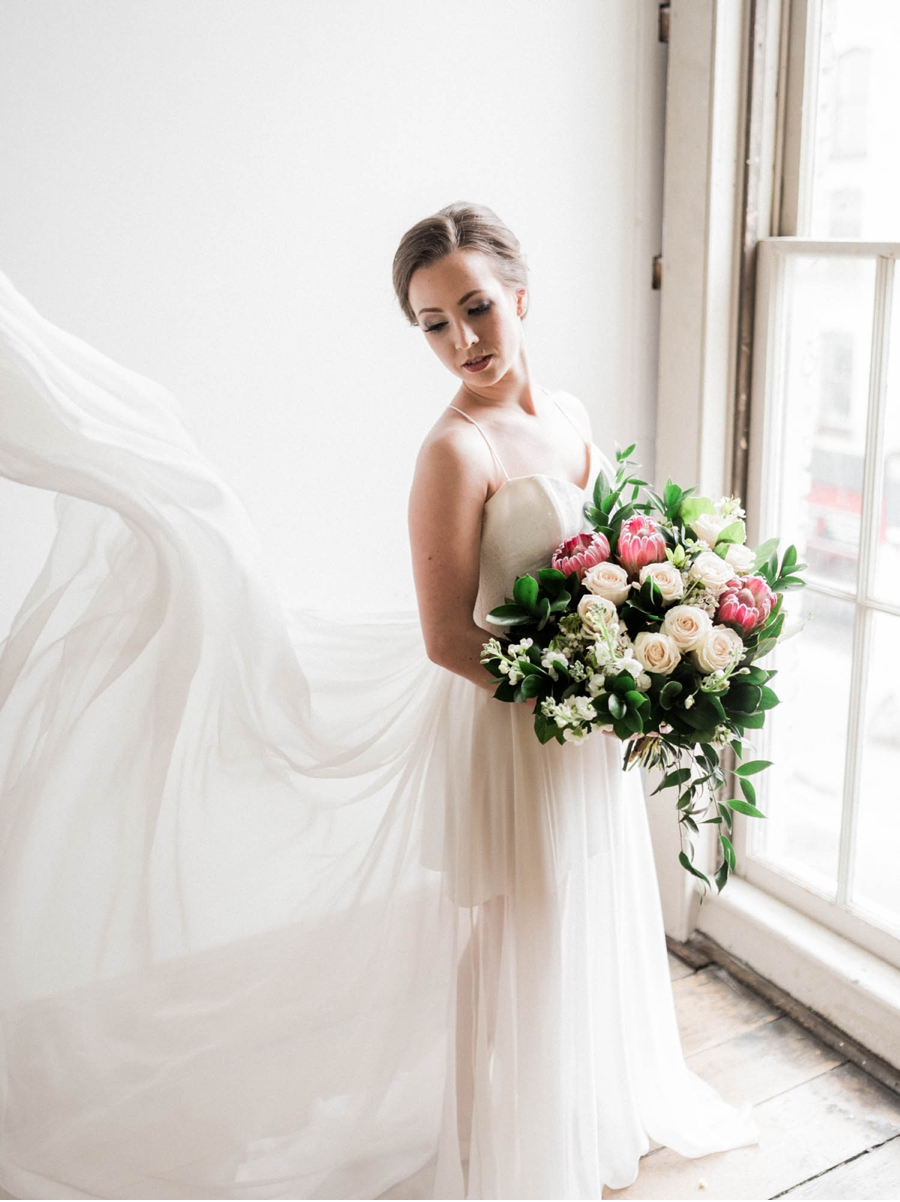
[549,390,591,453]
[447,404,510,481]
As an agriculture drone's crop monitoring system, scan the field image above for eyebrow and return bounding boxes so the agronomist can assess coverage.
[416,289,481,317]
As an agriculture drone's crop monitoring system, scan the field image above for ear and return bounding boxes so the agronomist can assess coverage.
[515,287,528,318]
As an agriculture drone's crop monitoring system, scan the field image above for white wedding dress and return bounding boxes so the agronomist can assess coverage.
[0,274,758,1200]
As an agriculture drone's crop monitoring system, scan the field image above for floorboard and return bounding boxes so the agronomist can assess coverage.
[781,1134,900,1198]
[673,964,779,1057]
[606,957,900,1200]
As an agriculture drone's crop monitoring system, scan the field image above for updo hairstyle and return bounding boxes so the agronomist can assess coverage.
[392,202,528,325]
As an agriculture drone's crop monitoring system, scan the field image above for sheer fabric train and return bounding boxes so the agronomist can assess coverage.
[0,274,758,1200]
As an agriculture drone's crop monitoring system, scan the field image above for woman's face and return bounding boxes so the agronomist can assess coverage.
[407,249,526,388]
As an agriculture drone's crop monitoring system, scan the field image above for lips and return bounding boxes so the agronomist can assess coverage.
[462,354,493,373]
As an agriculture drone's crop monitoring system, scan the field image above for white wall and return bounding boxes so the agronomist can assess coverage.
[0,0,666,626]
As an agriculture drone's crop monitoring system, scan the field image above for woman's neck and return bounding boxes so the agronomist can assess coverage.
[456,352,539,415]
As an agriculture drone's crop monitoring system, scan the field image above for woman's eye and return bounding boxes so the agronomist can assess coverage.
[468,302,491,316]
[424,321,447,334]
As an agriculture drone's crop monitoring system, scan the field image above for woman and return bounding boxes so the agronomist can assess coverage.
[0,206,756,1202]
[395,204,759,1197]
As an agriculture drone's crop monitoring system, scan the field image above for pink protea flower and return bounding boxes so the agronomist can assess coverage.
[552,531,611,579]
[617,514,667,577]
[716,575,776,635]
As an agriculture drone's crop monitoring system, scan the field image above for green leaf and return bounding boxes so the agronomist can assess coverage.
[726,797,766,818]
[660,680,683,710]
[758,685,779,710]
[592,472,612,508]
[728,683,762,714]
[618,442,637,460]
[734,759,773,777]
[534,715,557,744]
[608,693,626,721]
[715,520,746,545]
[699,743,719,766]
[678,851,711,887]
[754,537,780,569]
[740,711,767,729]
[679,496,715,525]
[782,544,797,571]
[623,709,644,734]
[548,590,572,613]
[538,568,567,592]
[535,596,552,630]
[664,480,683,510]
[485,604,531,626]
[719,833,736,871]
[777,576,807,590]
[652,766,692,794]
[741,666,773,685]
[513,575,539,610]
[519,673,544,699]
[715,862,730,892]
[740,777,757,806]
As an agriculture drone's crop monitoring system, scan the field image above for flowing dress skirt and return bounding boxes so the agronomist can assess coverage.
[0,274,757,1199]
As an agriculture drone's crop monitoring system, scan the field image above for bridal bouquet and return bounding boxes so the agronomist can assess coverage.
[480,445,806,891]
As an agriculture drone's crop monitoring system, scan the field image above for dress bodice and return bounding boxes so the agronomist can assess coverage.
[474,443,613,633]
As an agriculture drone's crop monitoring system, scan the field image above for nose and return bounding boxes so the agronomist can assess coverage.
[453,321,478,351]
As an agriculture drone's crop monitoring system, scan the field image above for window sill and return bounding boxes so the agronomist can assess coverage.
[695,876,900,1073]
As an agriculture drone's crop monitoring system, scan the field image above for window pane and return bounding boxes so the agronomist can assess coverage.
[749,590,853,896]
[808,0,900,239]
[872,282,900,606]
[850,610,900,932]
[774,255,874,591]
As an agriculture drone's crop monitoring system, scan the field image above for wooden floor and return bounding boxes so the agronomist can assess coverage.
[603,953,900,1200]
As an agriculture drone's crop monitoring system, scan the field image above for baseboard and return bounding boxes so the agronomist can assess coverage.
[668,876,900,1092]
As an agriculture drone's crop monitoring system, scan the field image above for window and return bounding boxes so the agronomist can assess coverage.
[742,0,900,969]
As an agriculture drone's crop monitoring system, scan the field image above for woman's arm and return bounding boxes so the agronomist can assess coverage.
[408,427,497,689]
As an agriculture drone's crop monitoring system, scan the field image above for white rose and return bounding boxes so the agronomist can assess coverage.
[691,512,733,546]
[577,593,618,634]
[661,604,712,652]
[633,631,681,676]
[689,550,738,598]
[639,560,685,602]
[583,562,630,606]
[691,625,744,673]
[724,543,756,575]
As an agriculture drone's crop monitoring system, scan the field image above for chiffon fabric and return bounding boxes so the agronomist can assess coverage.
[0,273,758,1200]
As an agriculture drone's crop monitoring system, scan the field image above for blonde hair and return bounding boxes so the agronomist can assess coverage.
[392,202,528,325]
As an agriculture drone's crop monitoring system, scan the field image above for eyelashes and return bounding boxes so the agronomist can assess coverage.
[424,301,492,334]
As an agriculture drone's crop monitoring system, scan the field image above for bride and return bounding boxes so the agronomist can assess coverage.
[0,203,757,1200]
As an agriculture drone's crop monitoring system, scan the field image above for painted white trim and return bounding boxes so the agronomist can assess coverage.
[652,0,749,937]
[697,876,900,1070]
[656,0,745,500]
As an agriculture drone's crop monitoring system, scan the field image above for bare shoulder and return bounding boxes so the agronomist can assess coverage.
[552,390,593,442]
[410,408,494,502]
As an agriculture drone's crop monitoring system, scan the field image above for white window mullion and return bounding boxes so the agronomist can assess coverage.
[836,254,894,905]
[835,602,869,906]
